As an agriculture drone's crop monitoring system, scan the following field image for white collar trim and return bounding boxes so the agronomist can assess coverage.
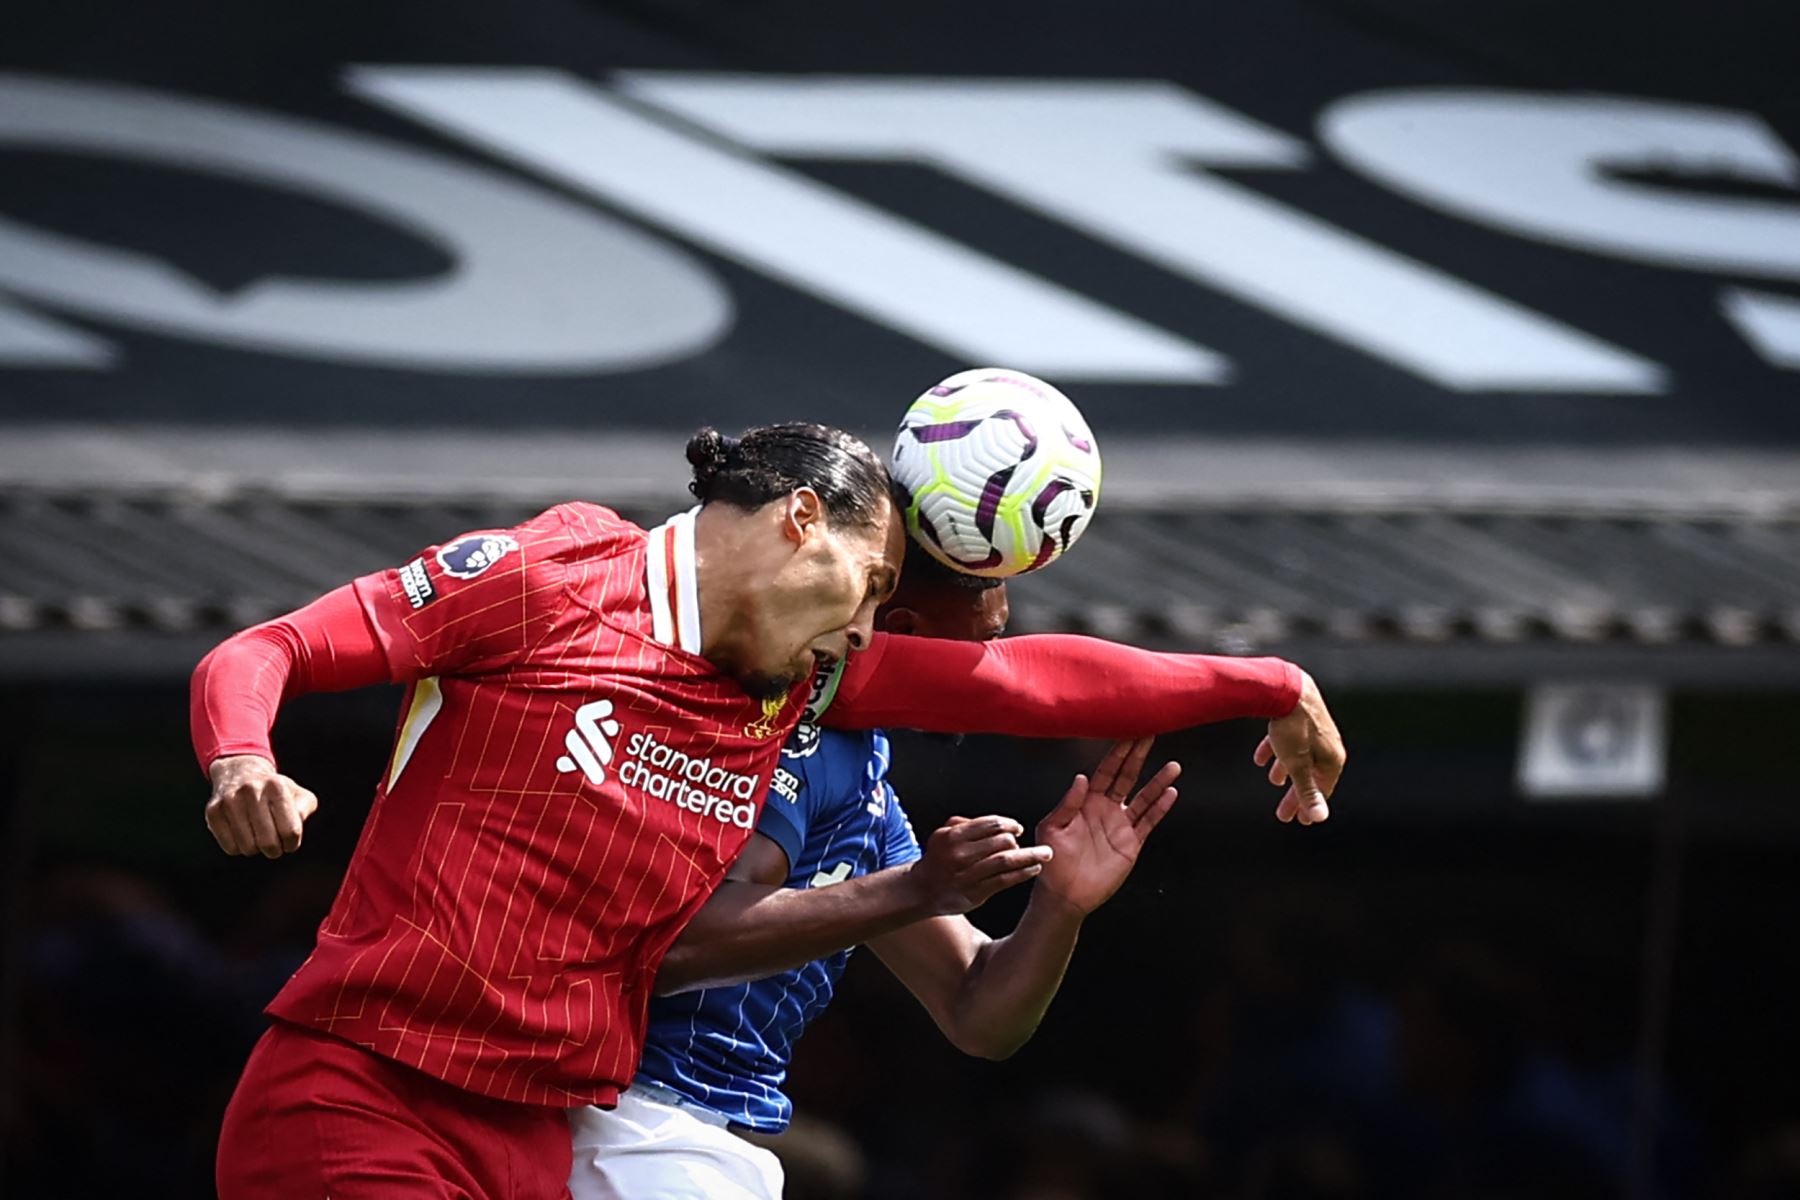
[645,507,703,655]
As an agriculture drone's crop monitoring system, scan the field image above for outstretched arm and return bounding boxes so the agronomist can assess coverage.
[869,739,1180,1060]
[826,633,1302,737]
[655,818,1049,995]
[826,632,1344,825]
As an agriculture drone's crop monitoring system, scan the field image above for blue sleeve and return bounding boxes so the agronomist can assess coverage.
[755,782,807,870]
[881,789,923,868]
[755,734,834,871]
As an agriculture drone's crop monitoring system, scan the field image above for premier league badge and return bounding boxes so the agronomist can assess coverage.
[436,533,521,579]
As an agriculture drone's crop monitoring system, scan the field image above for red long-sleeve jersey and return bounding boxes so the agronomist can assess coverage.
[191,501,1300,1106]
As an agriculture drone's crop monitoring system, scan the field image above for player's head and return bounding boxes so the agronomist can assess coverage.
[687,423,903,698]
[877,536,1008,644]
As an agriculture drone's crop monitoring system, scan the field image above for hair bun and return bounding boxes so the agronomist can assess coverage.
[685,428,737,499]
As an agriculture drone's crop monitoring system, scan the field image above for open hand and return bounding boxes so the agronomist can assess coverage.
[1034,738,1180,914]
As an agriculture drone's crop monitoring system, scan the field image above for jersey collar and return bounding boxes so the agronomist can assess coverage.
[645,507,703,655]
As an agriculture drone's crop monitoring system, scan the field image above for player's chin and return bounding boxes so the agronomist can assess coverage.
[735,667,797,702]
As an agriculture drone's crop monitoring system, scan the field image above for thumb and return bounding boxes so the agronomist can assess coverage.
[1041,774,1088,833]
[1282,758,1330,826]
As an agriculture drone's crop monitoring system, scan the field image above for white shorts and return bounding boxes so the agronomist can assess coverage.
[568,1084,785,1200]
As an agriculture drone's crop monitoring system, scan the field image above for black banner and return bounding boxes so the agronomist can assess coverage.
[3,0,1798,447]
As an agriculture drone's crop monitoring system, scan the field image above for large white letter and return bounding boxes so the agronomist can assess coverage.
[1321,89,1800,370]
[349,67,1226,384]
[622,73,1661,393]
[0,73,729,373]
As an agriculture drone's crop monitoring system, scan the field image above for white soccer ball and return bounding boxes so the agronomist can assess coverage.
[891,368,1102,578]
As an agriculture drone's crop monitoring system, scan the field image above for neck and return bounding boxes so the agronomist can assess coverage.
[691,504,759,664]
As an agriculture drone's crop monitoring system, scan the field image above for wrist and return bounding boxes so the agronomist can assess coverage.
[895,861,953,919]
[1027,881,1093,924]
[1278,663,1309,717]
[208,752,276,784]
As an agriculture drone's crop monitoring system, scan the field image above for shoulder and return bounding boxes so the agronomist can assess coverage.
[785,725,872,772]
[532,502,647,559]
[784,728,871,807]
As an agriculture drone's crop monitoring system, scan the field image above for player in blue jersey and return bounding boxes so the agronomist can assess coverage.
[566,540,1183,1199]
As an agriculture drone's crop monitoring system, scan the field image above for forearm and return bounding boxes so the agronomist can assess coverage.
[656,868,934,995]
[189,584,391,772]
[947,888,1086,1060]
[827,633,1304,737]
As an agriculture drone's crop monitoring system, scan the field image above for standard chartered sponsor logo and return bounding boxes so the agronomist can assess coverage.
[556,703,760,828]
[556,699,621,784]
[615,730,759,830]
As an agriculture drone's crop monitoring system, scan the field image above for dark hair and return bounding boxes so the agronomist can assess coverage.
[686,423,893,528]
[895,532,1003,597]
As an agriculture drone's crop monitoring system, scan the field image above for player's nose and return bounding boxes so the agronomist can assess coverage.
[844,604,877,653]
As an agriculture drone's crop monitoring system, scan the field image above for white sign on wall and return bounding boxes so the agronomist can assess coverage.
[1518,683,1667,800]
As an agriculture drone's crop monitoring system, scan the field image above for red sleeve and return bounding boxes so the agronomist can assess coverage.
[189,583,392,772]
[189,506,579,773]
[822,632,1304,738]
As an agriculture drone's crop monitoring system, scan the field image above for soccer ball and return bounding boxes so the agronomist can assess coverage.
[891,368,1102,578]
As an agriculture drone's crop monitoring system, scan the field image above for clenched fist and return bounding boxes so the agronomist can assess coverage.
[205,754,319,859]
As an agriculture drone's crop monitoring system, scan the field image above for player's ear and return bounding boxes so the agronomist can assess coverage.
[882,606,919,636]
[782,488,825,545]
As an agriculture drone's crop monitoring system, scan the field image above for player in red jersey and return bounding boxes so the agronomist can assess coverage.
[193,423,1343,1200]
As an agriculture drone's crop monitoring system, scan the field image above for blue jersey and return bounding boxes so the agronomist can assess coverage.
[634,725,920,1131]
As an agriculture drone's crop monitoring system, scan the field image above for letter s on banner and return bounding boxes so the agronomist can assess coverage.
[1322,89,1800,370]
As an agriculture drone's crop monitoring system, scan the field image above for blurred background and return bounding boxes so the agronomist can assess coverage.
[4,0,1799,1196]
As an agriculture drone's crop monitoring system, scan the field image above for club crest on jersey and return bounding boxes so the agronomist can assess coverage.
[745,694,787,740]
[436,533,520,580]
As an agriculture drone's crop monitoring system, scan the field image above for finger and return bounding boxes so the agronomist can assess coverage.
[1126,762,1182,822]
[270,789,307,854]
[970,863,1047,902]
[955,833,1025,864]
[1282,757,1330,825]
[1109,738,1154,802]
[1276,786,1300,824]
[1253,736,1275,767]
[945,815,974,826]
[1039,775,1089,834]
[293,787,320,822]
[204,802,240,855]
[949,815,1024,842]
[219,792,260,856]
[1296,782,1331,825]
[1087,740,1133,796]
[964,845,1054,884]
[1267,758,1289,787]
[1275,783,1330,825]
[1137,787,1179,836]
[245,788,286,859]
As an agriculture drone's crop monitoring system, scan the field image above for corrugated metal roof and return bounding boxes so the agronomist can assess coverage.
[3,489,1797,661]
